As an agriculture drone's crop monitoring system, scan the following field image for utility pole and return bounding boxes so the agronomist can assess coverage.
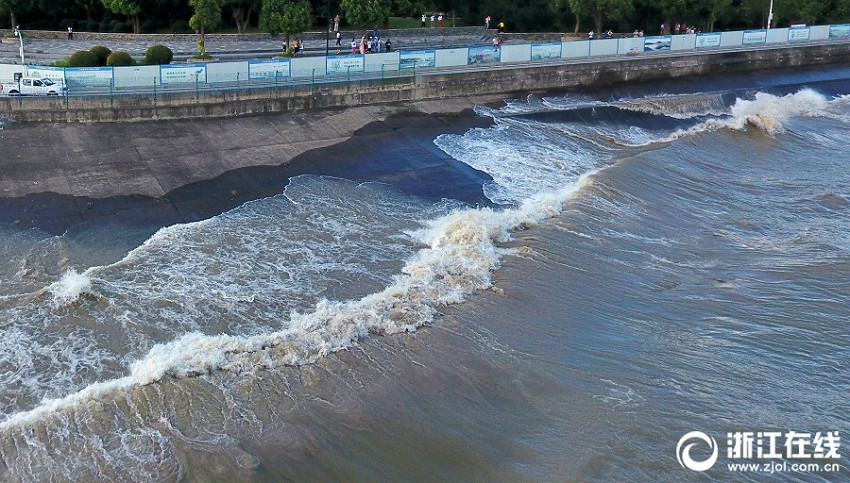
[767,0,774,29]
[13,26,24,65]
[326,0,331,57]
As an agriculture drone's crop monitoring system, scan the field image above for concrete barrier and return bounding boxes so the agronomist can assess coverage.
[2,42,850,123]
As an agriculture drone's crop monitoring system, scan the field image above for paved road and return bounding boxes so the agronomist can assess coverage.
[0,28,497,66]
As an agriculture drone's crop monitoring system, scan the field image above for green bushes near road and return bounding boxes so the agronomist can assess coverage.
[68,50,99,67]
[106,51,134,66]
[61,44,173,67]
[90,45,113,65]
[145,45,174,65]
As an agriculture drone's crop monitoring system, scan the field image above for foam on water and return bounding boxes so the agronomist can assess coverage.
[47,270,94,308]
[0,173,596,431]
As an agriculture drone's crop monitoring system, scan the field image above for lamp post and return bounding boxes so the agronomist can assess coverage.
[13,26,24,66]
[325,0,331,57]
[767,0,774,29]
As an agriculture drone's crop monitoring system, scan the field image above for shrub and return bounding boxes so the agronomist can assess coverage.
[145,44,173,65]
[109,19,127,32]
[170,20,191,33]
[52,60,70,67]
[68,50,99,67]
[89,45,112,66]
[106,51,134,66]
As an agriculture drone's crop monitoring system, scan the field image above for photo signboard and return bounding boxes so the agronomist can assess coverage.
[644,36,672,52]
[531,42,562,61]
[400,50,436,69]
[248,59,291,80]
[160,64,207,84]
[696,32,722,48]
[64,66,112,87]
[468,46,501,65]
[829,24,850,39]
[743,29,767,44]
[26,66,67,83]
[788,26,811,41]
[326,54,364,75]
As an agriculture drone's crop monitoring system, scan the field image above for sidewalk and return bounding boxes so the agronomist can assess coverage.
[0,27,498,66]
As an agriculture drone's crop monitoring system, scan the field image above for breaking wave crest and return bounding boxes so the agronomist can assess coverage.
[636,89,841,145]
[0,174,595,430]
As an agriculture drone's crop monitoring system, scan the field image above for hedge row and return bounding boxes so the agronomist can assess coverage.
[67,45,174,67]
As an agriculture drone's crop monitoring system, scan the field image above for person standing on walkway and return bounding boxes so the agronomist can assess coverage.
[336,31,341,46]
[385,38,392,52]
[67,26,73,40]
[421,14,426,28]
[438,14,443,28]
[351,38,357,54]
[333,15,340,32]
[485,15,491,29]
[430,14,435,27]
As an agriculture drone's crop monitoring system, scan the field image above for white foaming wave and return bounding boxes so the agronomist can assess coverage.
[616,92,731,119]
[0,173,597,430]
[47,269,94,308]
[625,89,836,146]
[435,118,601,204]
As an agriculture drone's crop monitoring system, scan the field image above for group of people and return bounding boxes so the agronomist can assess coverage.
[282,38,305,56]
[350,32,392,55]
[661,22,699,35]
[421,14,444,28]
[588,29,645,39]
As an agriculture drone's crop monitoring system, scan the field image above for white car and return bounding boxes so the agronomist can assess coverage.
[0,77,67,96]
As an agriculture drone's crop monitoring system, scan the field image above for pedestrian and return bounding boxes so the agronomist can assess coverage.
[588,30,594,40]
[333,14,340,32]
[67,26,73,40]
[438,14,443,28]
[336,31,341,46]
[485,15,491,29]
[385,38,392,52]
[492,35,500,51]
[430,14,435,27]
[421,14,426,28]
[373,27,379,39]
[351,38,357,54]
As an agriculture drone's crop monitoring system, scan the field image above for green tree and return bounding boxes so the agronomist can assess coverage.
[339,0,389,27]
[101,0,143,33]
[568,0,633,34]
[224,0,261,33]
[190,0,223,55]
[261,0,311,48]
[702,0,732,32]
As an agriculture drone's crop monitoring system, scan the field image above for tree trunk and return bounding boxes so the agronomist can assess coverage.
[10,11,16,30]
[594,10,603,35]
[200,26,206,54]
[132,14,140,34]
[573,12,580,35]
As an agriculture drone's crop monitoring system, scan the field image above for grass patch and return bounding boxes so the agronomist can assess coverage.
[191,53,214,60]
[52,59,70,67]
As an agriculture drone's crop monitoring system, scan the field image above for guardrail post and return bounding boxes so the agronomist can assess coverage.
[153,77,157,107]
[274,71,279,98]
[109,78,114,108]
[195,74,199,102]
[381,63,385,82]
[236,72,240,100]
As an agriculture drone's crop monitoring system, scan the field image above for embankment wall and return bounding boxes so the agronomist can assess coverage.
[2,42,849,123]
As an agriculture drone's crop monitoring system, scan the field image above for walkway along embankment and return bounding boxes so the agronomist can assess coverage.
[3,42,850,123]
